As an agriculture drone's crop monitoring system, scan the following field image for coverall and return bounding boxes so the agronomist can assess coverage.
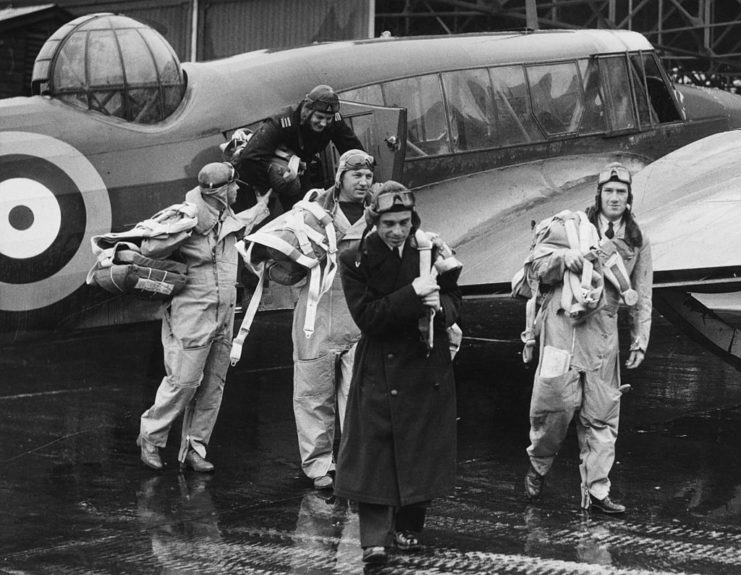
[292,188,364,479]
[526,221,652,504]
[139,187,269,463]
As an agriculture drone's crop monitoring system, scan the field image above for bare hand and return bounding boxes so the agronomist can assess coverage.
[421,290,440,310]
[625,349,645,369]
[412,275,440,298]
[563,249,584,273]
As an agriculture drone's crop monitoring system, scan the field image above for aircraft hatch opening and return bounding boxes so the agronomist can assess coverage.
[31,13,186,124]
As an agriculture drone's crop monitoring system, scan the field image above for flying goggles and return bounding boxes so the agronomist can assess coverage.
[202,163,238,189]
[598,165,631,186]
[343,153,376,171]
[374,189,415,212]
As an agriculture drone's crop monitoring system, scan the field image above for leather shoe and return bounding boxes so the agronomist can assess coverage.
[362,546,387,564]
[394,530,421,552]
[138,437,163,471]
[589,494,626,514]
[180,449,215,473]
[524,463,545,500]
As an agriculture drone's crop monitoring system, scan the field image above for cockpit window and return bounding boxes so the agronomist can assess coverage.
[383,75,450,157]
[599,56,638,132]
[638,52,683,123]
[526,62,584,136]
[33,14,186,124]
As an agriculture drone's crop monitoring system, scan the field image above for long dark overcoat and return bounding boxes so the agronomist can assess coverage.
[334,231,462,506]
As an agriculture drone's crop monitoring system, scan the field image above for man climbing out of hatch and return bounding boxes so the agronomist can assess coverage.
[523,162,653,514]
[137,162,271,473]
[291,149,376,491]
[234,84,364,212]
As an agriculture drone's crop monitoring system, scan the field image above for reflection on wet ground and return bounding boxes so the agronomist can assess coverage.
[2,297,741,574]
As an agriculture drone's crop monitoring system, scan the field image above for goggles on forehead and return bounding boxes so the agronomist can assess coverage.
[343,153,376,171]
[203,164,238,190]
[374,190,415,212]
[598,165,631,186]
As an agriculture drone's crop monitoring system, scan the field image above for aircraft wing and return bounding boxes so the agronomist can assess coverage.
[632,128,741,281]
[631,129,741,369]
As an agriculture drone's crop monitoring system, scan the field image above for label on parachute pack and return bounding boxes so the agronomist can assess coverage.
[135,277,174,295]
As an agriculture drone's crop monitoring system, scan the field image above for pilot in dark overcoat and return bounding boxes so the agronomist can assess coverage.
[334,183,461,555]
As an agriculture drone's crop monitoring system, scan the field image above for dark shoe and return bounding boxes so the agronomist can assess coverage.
[362,546,387,564]
[313,474,334,490]
[180,449,215,473]
[138,437,163,471]
[394,530,421,552]
[589,494,626,515]
[524,464,545,500]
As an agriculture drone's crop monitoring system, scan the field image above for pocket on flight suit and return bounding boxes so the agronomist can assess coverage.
[530,346,575,415]
[530,370,573,415]
[294,354,335,399]
[174,345,211,387]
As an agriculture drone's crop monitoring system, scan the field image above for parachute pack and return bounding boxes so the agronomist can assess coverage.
[86,203,196,300]
[512,210,637,364]
[230,199,337,365]
[414,229,464,361]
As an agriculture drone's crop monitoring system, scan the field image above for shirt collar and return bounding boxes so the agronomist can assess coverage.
[599,213,624,238]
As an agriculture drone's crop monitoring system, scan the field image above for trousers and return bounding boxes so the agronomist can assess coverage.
[527,366,621,500]
[139,312,232,462]
[293,345,354,478]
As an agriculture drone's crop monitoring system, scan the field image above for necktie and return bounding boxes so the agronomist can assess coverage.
[605,222,614,239]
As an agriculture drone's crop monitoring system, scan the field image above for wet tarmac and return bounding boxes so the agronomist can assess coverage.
[2,296,741,574]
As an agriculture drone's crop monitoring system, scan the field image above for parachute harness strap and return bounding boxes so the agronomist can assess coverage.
[230,242,266,366]
[415,229,436,354]
[297,201,337,338]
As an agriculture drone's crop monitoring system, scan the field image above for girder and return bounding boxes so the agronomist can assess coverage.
[376,0,741,77]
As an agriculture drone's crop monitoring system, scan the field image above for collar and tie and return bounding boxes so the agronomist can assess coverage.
[605,221,614,239]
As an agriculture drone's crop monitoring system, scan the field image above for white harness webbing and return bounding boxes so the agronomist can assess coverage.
[520,211,599,363]
[229,200,337,366]
[520,211,638,364]
[560,213,603,318]
[415,230,436,352]
[599,240,638,306]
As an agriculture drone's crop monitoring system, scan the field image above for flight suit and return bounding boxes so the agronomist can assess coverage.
[526,223,652,503]
[292,188,364,479]
[139,187,269,463]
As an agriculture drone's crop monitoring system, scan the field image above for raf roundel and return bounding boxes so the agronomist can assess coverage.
[0,131,111,312]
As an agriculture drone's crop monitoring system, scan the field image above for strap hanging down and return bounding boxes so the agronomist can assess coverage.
[230,243,267,366]
[230,201,338,364]
[415,229,436,353]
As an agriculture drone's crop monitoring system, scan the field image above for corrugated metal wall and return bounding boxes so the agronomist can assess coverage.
[199,0,372,60]
[0,0,373,96]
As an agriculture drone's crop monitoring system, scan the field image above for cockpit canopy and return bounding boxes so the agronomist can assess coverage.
[32,13,186,124]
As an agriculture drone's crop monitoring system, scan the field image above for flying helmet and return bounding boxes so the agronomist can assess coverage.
[364,180,420,230]
[334,149,375,190]
[304,85,340,115]
[596,161,633,206]
[198,162,237,190]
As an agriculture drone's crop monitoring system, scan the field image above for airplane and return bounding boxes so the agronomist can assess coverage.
[629,129,741,369]
[3,12,741,366]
